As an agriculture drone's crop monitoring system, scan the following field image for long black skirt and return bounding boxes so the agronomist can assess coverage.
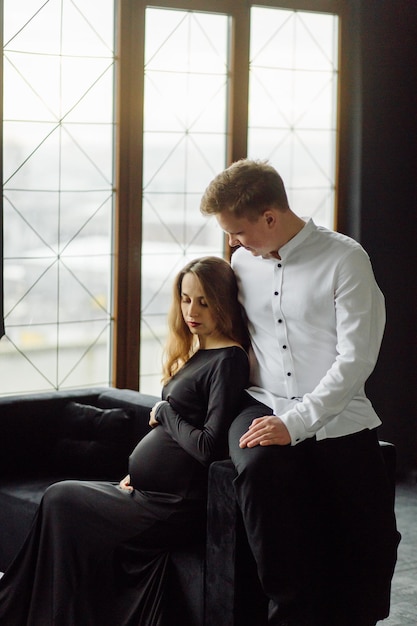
[0,480,203,626]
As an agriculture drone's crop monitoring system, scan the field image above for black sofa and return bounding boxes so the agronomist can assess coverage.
[0,387,397,625]
[0,387,205,625]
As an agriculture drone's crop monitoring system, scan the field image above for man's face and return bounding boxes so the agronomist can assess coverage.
[216,210,276,257]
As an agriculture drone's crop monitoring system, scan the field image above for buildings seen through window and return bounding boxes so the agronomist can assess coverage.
[1,2,339,396]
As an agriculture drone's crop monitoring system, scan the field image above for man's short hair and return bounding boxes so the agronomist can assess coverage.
[200,158,290,220]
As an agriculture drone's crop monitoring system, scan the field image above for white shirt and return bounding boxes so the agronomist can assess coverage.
[231,219,385,445]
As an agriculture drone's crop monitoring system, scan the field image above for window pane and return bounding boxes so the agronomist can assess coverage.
[140,8,228,394]
[248,8,339,229]
[1,0,115,395]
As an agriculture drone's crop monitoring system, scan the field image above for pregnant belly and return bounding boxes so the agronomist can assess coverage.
[129,426,199,494]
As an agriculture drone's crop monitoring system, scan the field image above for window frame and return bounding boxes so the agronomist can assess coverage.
[0,0,348,392]
[0,1,4,341]
[114,0,346,390]
[0,0,116,392]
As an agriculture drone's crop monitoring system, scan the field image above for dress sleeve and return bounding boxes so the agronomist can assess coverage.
[154,350,249,466]
[281,247,386,444]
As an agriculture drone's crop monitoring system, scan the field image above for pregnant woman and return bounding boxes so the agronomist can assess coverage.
[0,256,250,626]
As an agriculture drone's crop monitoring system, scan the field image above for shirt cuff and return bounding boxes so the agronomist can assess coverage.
[279,410,311,446]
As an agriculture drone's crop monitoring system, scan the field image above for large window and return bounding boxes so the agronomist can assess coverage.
[1,0,115,394]
[139,3,339,393]
[248,7,338,227]
[1,1,341,396]
[140,8,229,392]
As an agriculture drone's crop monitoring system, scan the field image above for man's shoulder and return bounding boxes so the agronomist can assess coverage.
[311,223,366,257]
[313,222,359,245]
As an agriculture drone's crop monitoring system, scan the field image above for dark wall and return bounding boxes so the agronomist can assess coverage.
[341,0,417,476]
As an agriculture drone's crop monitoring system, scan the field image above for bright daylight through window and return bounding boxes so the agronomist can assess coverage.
[1,0,115,394]
[140,5,339,394]
[1,2,339,397]
[248,7,339,227]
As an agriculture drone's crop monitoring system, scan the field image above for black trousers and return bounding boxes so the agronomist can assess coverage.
[229,394,401,626]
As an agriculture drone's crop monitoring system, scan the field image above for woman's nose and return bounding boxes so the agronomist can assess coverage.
[188,301,199,317]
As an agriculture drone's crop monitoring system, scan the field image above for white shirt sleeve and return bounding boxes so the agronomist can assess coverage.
[279,247,386,444]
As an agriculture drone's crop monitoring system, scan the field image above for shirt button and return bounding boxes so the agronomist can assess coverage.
[277,263,282,268]
[287,372,291,376]
[274,291,279,296]
[283,345,287,349]
[278,319,283,323]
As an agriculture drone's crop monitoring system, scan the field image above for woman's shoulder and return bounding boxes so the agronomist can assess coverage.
[203,344,247,355]
[203,345,249,368]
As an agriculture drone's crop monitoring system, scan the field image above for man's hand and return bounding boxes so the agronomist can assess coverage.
[239,415,291,448]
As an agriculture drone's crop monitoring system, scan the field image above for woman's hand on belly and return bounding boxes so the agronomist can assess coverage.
[119,474,133,492]
[149,400,167,427]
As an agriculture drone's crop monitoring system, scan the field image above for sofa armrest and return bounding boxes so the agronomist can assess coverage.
[205,460,268,626]
[205,440,397,626]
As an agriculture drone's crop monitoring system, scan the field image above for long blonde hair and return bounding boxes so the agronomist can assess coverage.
[161,256,249,383]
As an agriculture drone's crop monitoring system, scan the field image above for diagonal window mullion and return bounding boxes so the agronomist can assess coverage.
[4,122,60,186]
[4,53,61,120]
[69,0,114,54]
[59,258,112,316]
[249,69,293,128]
[4,0,50,48]
[142,132,187,190]
[5,334,57,388]
[60,123,113,186]
[59,192,113,255]
[292,71,335,128]
[3,193,59,253]
[297,13,336,68]
[58,321,111,387]
[144,196,185,249]
[145,11,189,67]
[293,130,334,184]
[4,258,58,318]
[2,0,115,394]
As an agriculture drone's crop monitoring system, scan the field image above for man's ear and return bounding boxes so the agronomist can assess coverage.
[264,210,275,227]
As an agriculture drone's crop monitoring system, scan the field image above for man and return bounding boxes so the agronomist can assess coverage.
[200,159,400,626]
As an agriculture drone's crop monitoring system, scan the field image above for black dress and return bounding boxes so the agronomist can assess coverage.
[0,347,249,626]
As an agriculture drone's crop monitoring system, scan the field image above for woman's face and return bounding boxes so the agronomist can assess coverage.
[180,272,220,347]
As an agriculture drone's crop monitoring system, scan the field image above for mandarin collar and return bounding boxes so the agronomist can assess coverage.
[275,218,315,260]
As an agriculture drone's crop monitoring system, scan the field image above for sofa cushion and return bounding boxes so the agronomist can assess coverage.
[0,389,106,477]
[53,402,132,479]
[96,389,158,444]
